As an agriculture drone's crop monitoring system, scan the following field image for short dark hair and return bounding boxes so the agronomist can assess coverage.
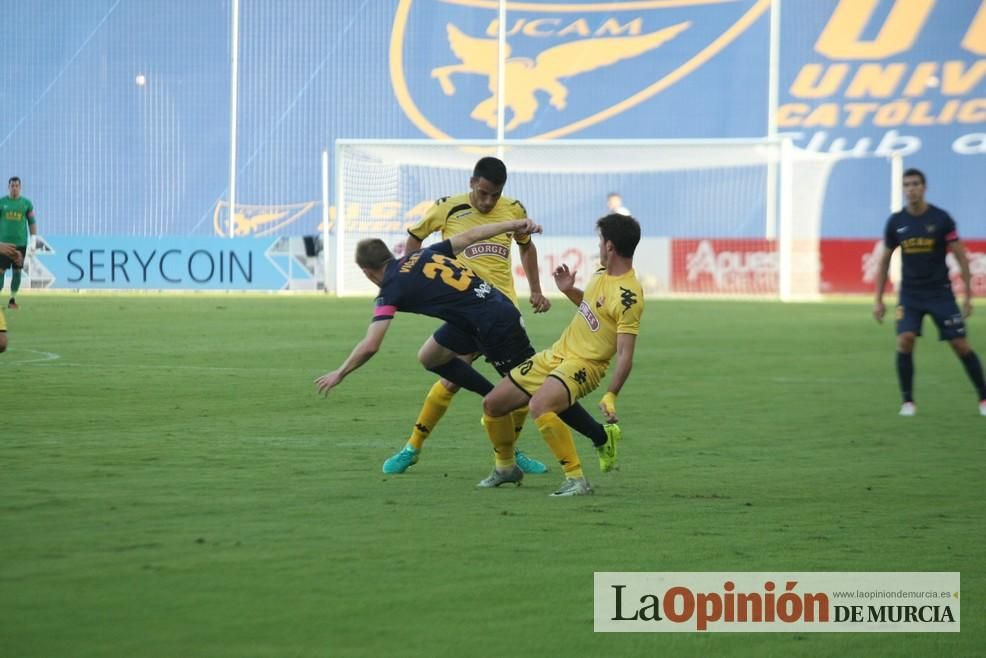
[8,176,20,185]
[607,192,621,199]
[355,238,394,270]
[473,157,507,186]
[903,168,926,185]
[597,213,641,258]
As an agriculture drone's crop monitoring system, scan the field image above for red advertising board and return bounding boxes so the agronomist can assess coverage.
[671,239,779,294]
[820,239,986,297]
[670,239,986,296]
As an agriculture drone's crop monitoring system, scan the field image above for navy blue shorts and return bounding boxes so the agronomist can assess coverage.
[480,320,536,377]
[433,319,535,377]
[896,292,967,341]
[433,322,482,358]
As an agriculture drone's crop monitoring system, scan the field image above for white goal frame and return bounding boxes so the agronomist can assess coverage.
[325,138,833,301]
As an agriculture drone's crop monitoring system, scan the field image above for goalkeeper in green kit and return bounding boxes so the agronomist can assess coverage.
[0,177,39,309]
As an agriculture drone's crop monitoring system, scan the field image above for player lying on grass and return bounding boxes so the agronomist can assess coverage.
[314,218,620,476]
[478,213,644,497]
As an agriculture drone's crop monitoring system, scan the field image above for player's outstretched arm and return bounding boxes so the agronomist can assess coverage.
[403,233,424,257]
[872,247,894,323]
[518,240,550,313]
[448,219,541,256]
[949,240,974,317]
[599,333,637,423]
[552,263,583,306]
[314,319,392,397]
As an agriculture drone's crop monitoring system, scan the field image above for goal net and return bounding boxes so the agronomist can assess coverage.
[329,139,837,301]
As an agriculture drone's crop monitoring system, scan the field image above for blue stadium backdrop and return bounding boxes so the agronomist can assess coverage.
[1,0,982,290]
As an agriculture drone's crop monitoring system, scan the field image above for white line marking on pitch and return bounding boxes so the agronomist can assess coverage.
[27,361,310,373]
[2,349,62,365]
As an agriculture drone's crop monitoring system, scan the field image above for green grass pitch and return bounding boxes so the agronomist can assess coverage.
[1,294,982,657]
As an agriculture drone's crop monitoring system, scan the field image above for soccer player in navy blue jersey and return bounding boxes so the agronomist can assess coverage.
[314,218,539,400]
[873,168,986,417]
[314,219,618,472]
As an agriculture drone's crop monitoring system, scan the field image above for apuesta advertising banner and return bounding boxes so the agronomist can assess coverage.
[27,237,319,291]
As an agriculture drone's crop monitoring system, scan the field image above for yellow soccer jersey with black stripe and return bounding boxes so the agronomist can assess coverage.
[553,268,644,364]
[407,192,529,305]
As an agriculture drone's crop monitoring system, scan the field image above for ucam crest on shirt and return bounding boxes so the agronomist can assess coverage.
[390,0,771,139]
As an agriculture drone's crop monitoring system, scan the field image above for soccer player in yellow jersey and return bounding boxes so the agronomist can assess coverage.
[381,156,552,475]
[479,213,644,496]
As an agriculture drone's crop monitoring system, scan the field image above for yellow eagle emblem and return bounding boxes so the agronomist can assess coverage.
[432,21,691,132]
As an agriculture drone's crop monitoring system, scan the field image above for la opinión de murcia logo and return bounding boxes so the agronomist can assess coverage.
[607,580,958,631]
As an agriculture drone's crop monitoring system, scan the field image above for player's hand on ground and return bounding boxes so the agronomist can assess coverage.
[599,392,618,424]
[529,292,550,313]
[314,370,344,397]
[872,301,885,323]
[553,263,576,292]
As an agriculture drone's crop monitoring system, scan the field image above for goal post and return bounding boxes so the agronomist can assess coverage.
[330,138,838,301]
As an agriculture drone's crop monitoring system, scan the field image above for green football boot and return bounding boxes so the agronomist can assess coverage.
[382,444,419,474]
[596,423,621,472]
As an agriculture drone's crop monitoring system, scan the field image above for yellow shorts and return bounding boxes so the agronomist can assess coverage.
[0,308,6,332]
[507,348,607,405]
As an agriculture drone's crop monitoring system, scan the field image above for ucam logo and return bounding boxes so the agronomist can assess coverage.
[391,0,770,139]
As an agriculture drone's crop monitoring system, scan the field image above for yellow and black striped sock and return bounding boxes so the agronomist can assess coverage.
[534,412,583,478]
[407,381,455,450]
[483,413,517,469]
